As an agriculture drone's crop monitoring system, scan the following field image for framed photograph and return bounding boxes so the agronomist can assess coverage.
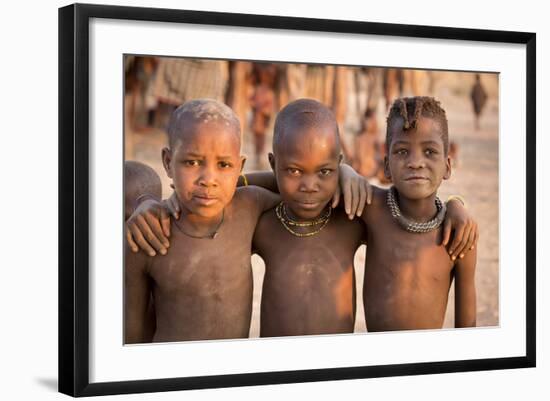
[58,3,536,397]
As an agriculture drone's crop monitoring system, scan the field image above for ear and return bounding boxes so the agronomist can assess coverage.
[383,156,392,180]
[443,155,452,180]
[239,155,247,173]
[268,153,276,171]
[161,147,173,178]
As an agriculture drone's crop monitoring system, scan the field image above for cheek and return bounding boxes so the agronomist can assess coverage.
[173,169,196,191]
[277,176,299,197]
[324,174,339,189]
[218,171,240,196]
[387,159,401,175]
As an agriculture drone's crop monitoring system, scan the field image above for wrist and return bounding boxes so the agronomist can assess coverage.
[447,194,466,208]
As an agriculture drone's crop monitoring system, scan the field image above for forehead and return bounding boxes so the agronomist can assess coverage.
[277,125,339,162]
[389,116,444,146]
[174,121,241,154]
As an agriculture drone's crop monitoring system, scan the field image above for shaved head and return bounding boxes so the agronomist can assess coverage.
[272,98,340,155]
[167,99,241,149]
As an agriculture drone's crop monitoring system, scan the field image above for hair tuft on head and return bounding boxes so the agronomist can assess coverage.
[386,96,449,154]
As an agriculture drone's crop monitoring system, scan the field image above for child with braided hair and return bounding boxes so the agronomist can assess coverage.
[361,96,477,330]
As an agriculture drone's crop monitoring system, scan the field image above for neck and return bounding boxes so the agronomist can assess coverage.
[284,202,330,222]
[178,205,225,232]
[395,191,438,222]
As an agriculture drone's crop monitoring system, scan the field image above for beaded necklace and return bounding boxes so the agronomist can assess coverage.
[386,186,445,233]
[275,202,331,237]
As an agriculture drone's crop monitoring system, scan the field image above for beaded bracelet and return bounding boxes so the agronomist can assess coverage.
[241,173,249,186]
[447,195,466,208]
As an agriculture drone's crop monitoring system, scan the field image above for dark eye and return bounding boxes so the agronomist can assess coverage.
[319,168,333,176]
[218,161,233,169]
[395,148,408,156]
[425,148,437,156]
[184,160,200,167]
[287,168,301,176]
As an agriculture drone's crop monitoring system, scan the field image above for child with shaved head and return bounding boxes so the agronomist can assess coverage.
[252,99,365,336]
[125,99,279,343]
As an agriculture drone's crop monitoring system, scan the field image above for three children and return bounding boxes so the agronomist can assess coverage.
[125,97,477,343]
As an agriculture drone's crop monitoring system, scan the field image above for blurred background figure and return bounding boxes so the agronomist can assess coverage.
[152,58,229,128]
[383,68,404,111]
[249,63,279,169]
[226,61,254,140]
[304,65,353,162]
[352,107,382,180]
[470,73,488,130]
[124,56,159,132]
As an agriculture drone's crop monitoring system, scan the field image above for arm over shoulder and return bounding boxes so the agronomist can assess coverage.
[238,185,280,215]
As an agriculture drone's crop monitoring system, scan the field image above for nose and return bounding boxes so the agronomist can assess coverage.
[406,150,426,169]
[197,165,218,187]
[299,174,320,192]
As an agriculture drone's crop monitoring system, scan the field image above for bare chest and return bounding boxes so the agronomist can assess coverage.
[255,210,362,278]
[148,221,254,293]
[366,210,454,280]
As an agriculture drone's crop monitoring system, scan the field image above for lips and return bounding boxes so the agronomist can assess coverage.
[404,176,429,181]
[192,193,218,206]
[294,199,323,210]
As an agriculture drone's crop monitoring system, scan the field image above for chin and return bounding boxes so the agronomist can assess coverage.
[394,184,437,201]
[288,200,330,220]
[185,203,225,218]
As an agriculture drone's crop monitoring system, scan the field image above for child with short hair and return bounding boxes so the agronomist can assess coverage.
[361,97,476,330]
[125,99,279,343]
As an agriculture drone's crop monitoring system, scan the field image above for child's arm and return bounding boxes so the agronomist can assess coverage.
[126,198,171,256]
[238,166,374,218]
[125,242,153,343]
[335,163,373,219]
[454,246,477,328]
[237,172,278,193]
[442,200,479,261]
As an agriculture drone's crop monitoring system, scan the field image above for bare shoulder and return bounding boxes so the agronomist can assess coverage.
[361,185,388,224]
[234,185,280,213]
[371,185,388,206]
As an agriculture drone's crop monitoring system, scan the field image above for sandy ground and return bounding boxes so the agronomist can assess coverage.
[125,72,499,336]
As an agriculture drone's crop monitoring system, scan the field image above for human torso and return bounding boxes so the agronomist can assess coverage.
[146,189,261,342]
[253,206,364,337]
[362,188,455,331]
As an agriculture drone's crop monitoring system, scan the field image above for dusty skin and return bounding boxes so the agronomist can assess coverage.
[125,186,277,342]
[360,101,476,331]
[126,98,478,340]
[125,99,279,343]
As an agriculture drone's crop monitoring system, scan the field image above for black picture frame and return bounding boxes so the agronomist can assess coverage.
[58,3,536,397]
